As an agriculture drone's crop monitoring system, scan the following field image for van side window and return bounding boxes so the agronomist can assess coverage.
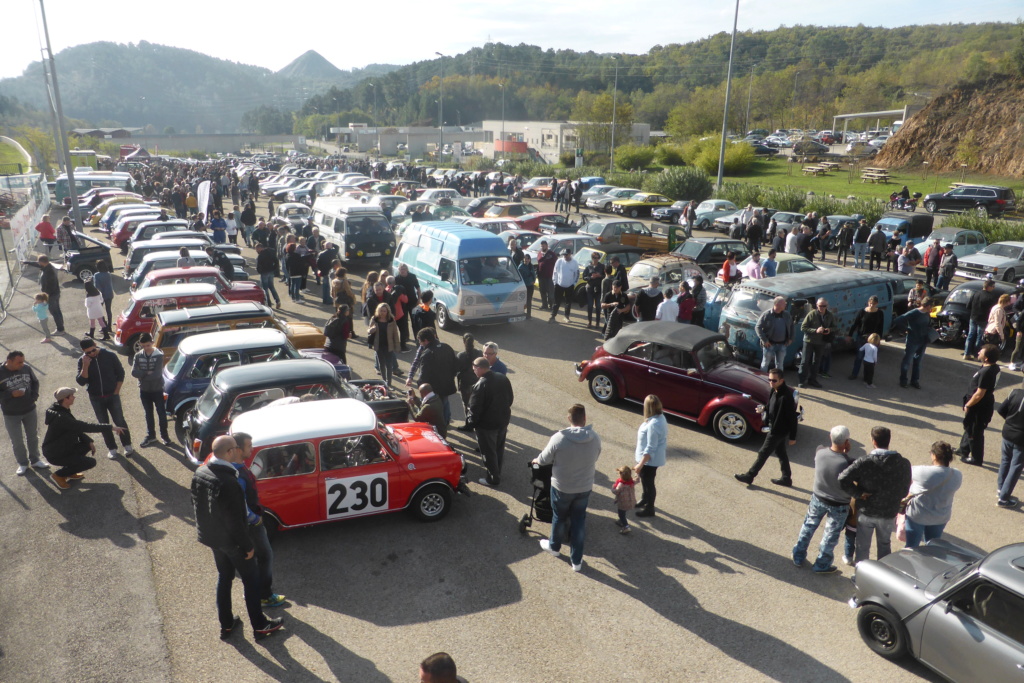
[251,443,316,479]
[438,258,456,283]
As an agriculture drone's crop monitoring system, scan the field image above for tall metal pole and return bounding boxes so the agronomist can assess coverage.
[610,57,618,172]
[40,49,65,174]
[744,64,755,135]
[499,82,505,161]
[715,0,740,191]
[39,0,84,230]
[792,71,801,127]
[435,52,446,156]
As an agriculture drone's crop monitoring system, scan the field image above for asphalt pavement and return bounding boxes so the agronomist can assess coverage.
[0,194,1016,682]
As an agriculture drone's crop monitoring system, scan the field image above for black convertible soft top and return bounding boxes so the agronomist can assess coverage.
[603,321,726,355]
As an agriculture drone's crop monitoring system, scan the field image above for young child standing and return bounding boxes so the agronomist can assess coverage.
[612,465,637,534]
[33,293,51,342]
[862,333,880,388]
[83,282,108,340]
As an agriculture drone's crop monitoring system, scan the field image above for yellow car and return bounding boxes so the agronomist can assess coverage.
[89,195,148,225]
[610,192,674,218]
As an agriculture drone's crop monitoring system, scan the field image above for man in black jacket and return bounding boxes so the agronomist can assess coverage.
[964,278,999,360]
[37,255,64,333]
[191,435,283,641]
[735,367,798,487]
[316,243,339,305]
[467,358,514,487]
[996,384,1024,507]
[838,426,912,564]
[255,244,282,308]
[406,327,458,427]
[76,338,134,459]
[42,387,122,489]
[205,246,233,280]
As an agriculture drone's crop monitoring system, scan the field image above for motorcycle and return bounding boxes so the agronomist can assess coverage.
[887,191,922,212]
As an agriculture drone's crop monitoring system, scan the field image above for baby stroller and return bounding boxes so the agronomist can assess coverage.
[518,462,553,533]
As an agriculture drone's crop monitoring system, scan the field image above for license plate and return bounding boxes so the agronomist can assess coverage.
[365,252,381,257]
[508,316,526,323]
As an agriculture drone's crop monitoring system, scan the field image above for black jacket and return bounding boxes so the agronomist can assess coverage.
[41,402,112,463]
[456,348,483,391]
[395,272,420,300]
[998,389,1024,445]
[256,248,279,276]
[838,449,912,519]
[39,264,60,299]
[764,383,798,440]
[316,247,338,278]
[468,370,514,430]
[75,348,125,398]
[415,341,458,397]
[191,461,254,553]
[968,288,1000,324]
[209,249,233,279]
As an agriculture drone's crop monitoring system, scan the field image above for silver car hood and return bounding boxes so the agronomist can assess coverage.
[879,540,984,591]
[958,253,1016,268]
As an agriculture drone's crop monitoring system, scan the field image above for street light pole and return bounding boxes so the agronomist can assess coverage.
[499,82,505,161]
[744,64,755,135]
[610,57,618,172]
[435,52,446,156]
[368,83,378,158]
[715,0,740,192]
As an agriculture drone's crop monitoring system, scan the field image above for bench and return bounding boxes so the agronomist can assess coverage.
[860,170,890,184]
[819,161,841,170]
[802,166,828,176]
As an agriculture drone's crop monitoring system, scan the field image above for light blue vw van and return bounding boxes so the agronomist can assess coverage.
[394,221,528,329]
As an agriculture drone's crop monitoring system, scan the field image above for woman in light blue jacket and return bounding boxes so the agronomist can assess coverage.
[635,394,668,517]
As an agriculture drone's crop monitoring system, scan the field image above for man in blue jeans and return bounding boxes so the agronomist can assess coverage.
[963,278,999,360]
[792,425,856,573]
[533,404,602,572]
[76,338,134,459]
[755,296,792,373]
[255,243,282,308]
[892,296,934,389]
[232,432,286,609]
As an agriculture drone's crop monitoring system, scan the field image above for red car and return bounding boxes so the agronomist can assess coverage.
[137,266,266,304]
[513,212,563,232]
[113,282,227,356]
[575,322,769,441]
[229,398,466,531]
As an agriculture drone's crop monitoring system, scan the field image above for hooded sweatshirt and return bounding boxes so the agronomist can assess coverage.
[838,448,912,519]
[0,362,39,416]
[536,424,602,494]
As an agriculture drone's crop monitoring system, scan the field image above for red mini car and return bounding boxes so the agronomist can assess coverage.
[137,266,266,305]
[575,321,769,441]
[113,282,226,356]
[513,212,562,232]
[229,398,465,531]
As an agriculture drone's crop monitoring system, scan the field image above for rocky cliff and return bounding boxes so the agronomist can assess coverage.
[876,77,1024,178]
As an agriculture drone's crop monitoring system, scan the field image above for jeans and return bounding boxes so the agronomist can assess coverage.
[792,495,850,570]
[475,425,507,485]
[89,395,132,450]
[849,337,867,378]
[549,488,591,567]
[4,410,41,466]
[997,438,1024,502]
[964,320,985,357]
[538,278,553,309]
[53,449,97,478]
[747,432,791,480]
[903,518,946,548]
[853,243,868,269]
[638,465,658,510]
[48,294,65,330]
[551,284,573,319]
[259,273,281,306]
[760,343,787,372]
[799,341,825,384]
[585,287,600,322]
[243,225,255,246]
[212,546,268,630]
[959,405,991,464]
[376,350,395,384]
[524,284,534,318]
[899,341,928,385]
[935,274,951,291]
[288,275,302,300]
[321,277,331,305]
[441,394,452,427]
[250,522,275,600]
[855,514,895,564]
[102,296,113,334]
[685,218,694,239]
[140,390,168,439]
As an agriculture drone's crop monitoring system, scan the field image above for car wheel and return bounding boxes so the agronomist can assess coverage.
[175,404,194,446]
[699,219,710,230]
[436,304,453,330]
[975,205,989,217]
[857,604,909,660]
[409,483,452,522]
[1003,269,1016,283]
[524,190,534,198]
[74,266,95,283]
[924,200,937,213]
[629,208,640,218]
[588,372,618,404]
[573,285,588,306]
[601,202,612,212]
[712,409,750,441]
[263,513,281,538]
[127,335,143,357]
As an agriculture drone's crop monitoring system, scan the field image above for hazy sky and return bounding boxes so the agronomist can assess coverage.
[2,0,1019,80]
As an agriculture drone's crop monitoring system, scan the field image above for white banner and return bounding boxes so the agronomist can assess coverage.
[196,180,211,218]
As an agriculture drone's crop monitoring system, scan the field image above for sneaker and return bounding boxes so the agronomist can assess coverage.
[254,616,284,640]
[619,526,631,534]
[819,372,831,379]
[841,555,853,566]
[771,477,793,487]
[261,594,286,608]
[66,473,85,480]
[997,499,1018,508]
[220,615,242,641]
[866,383,877,389]
[31,460,50,469]
[139,437,156,448]
[539,539,560,557]
[847,374,858,380]
[477,477,497,487]
[160,435,173,446]
[793,557,803,567]
[734,472,754,485]
[571,562,583,572]
[910,382,922,389]
[563,317,570,324]
[812,565,839,574]
[107,450,120,460]
[16,465,27,475]
[51,473,71,490]
[1009,364,1020,371]
[40,338,51,343]
[124,446,135,458]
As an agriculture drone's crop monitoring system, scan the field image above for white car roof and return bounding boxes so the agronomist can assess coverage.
[131,282,219,301]
[231,398,376,448]
[177,328,288,356]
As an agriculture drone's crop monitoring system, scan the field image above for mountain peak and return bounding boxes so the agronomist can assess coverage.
[277,50,344,80]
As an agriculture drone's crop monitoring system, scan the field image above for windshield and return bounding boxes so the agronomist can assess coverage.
[378,422,401,453]
[980,244,1023,259]
[196,384,221,419]
[696,340,734,370]
[675,241,704,259]
[579,222,606,236]
[728,290,776,314]
[284,208,308,217]
[459,256,521,285]
[347,215,392,236]
[165,349,189,377]
[629,263,658,281]
[947,287,974,305]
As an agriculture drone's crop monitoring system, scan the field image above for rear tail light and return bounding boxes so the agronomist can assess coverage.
[193,439,202,454]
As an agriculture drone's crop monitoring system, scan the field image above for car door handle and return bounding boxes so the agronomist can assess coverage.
[648,369,660,375]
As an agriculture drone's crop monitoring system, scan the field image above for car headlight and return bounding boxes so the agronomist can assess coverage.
[348,243,356,250]
[463,296,476,306]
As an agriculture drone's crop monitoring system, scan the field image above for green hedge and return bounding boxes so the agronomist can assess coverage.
[942,214,1024,243]
[641,167,714,203]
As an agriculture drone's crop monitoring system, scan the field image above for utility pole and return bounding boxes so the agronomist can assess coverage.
[39,0,84,229]
[40,49,65,174]
[499,82,505,161]
[610,57,618,172]
[744,64,755,135]
[435,52,446,156]
[715,0,740,191]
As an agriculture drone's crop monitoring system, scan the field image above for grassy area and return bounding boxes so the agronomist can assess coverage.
[0,140,29,170]
[724,159,1024,201]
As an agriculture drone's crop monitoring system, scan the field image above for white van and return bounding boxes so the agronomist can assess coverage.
[311,197,396,267]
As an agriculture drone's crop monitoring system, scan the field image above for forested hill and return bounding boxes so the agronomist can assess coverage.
[0,41,397,133]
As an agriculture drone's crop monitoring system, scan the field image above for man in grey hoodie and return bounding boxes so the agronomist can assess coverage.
[131,333,170,447]
[532,404,602,572]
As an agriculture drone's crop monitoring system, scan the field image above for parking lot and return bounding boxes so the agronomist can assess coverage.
[1,193,1020,682]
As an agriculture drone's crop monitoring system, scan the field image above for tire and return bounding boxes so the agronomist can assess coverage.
[263,514,281,539]
[524,190,535,198]
[857,604,909,660]
[128,335,143,356]
[712,408,750,441]
[975,205,989,217]
[174,405,193,446]
[573,285,588,307]
[600,202,611,212]
[1003,269,1016,283]
[699,219,710,230]
[74,266,95,283]
[924,200,937,214]
[629,208,640,218]
[436,304,453,330]
[588,371,618,404]
[409,483,452,522]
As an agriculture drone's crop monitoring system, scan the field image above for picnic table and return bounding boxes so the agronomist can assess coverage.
[802,165,828,176]
[819,161,841,171]
[860,167,890,183]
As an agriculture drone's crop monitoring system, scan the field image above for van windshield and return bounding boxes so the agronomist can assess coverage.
[347,215,392,237]
[459,256,521,285]
[728,290,776,314]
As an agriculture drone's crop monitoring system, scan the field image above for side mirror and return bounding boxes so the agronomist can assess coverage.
[944,601,954,615]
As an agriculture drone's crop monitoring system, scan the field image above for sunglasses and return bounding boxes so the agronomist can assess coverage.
[768,377,782,383]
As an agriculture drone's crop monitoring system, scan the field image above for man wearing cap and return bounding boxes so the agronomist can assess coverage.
[76,338,134,459]
[0,351,48,475]
[936,244,957,291]
[550,249,580,323]
[964,278,999,361]
[42,387,124,489]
